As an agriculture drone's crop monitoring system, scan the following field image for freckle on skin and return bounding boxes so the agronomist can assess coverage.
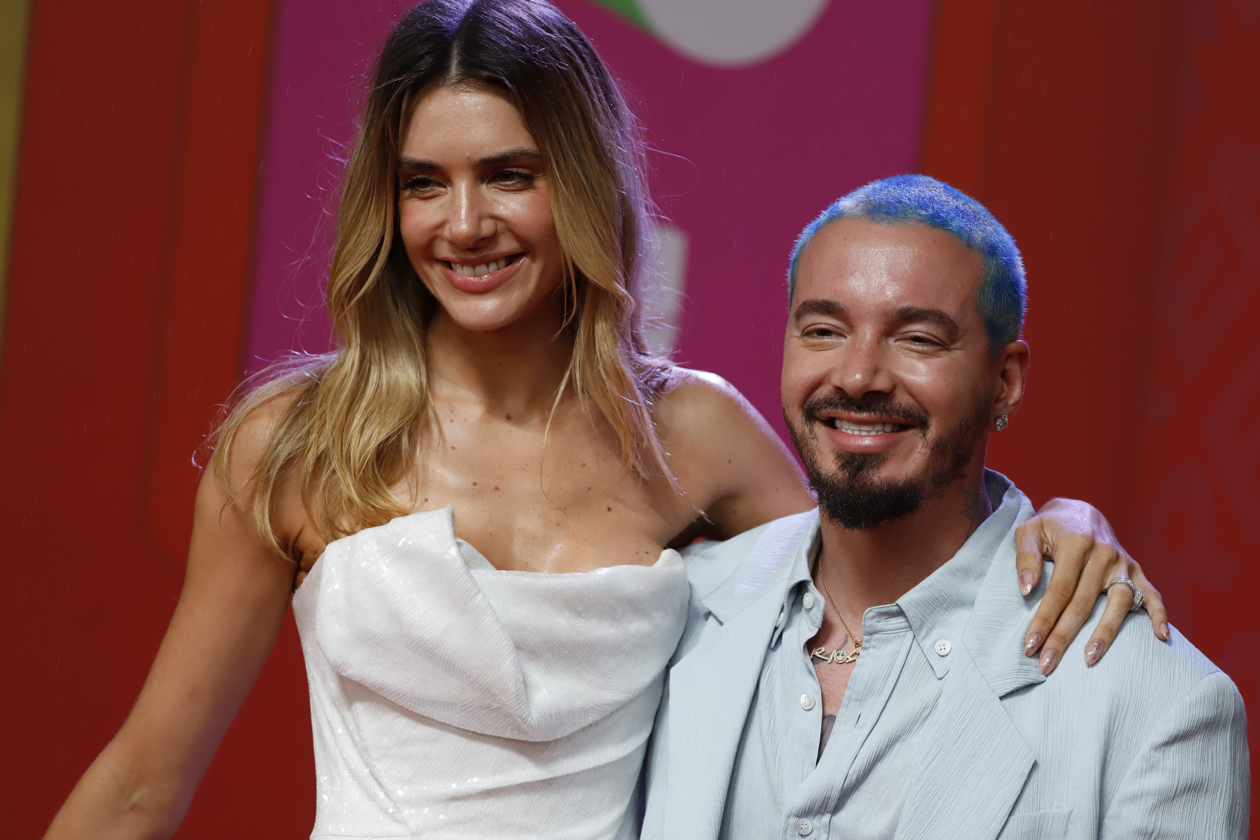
[607,506,612,512]
[472,482,477,486]
[494,486,500,491]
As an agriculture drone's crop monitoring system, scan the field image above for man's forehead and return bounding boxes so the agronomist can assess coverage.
[793,218,984,308]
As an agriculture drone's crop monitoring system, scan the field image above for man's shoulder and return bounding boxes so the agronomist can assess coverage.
[1046,599,1239,711]
[681,510,818,602]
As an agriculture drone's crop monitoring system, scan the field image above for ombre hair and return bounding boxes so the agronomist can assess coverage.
[210,0,671,556]
[788,174,1026,352]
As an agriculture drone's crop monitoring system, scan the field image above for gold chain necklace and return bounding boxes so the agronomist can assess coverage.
[809,549,862,665]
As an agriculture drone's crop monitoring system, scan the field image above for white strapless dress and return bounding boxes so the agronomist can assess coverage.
[291,508,689,839]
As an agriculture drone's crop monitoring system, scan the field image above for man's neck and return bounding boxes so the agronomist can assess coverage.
[817,469,993,616]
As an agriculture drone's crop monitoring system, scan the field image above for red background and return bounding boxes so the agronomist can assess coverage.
[2,0,1256,835]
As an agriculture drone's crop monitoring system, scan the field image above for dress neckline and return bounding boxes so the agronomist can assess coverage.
[320,506,677,577]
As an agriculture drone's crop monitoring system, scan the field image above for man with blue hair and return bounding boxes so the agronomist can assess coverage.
[641,175,1249,839]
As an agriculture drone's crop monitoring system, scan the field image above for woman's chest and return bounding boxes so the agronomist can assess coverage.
[396,420,693,573]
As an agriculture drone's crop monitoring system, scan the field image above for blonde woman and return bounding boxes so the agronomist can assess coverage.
[45,1,1166,838]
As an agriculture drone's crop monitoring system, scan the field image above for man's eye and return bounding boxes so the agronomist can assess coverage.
[906,335,941,348]
[804,327,838,339]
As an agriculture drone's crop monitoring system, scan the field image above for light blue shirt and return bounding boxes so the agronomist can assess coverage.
[720,477,1014,840]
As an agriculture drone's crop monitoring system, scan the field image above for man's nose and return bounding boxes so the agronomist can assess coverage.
[831,334,894,398]
[447,182,494,248]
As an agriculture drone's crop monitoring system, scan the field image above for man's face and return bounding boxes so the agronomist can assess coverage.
[781,218,1025,529]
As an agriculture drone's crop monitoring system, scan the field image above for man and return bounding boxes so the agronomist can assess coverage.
[642,175,1249,839]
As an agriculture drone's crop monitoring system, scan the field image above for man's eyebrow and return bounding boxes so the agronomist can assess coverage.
[792,298,847,323]
[893,305,961,339]
[395,148,543,172]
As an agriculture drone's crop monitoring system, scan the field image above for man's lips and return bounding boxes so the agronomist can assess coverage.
[819,416,915,436]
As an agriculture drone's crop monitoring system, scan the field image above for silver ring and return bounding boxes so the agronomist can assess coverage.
[1105,577,1143,612]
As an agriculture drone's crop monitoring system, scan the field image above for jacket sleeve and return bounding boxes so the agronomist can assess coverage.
[1101,670,1249,839]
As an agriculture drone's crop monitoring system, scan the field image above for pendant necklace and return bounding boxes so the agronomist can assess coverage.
[809,549,862,665]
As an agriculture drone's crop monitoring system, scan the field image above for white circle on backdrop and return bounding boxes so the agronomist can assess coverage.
[637,0,829,67]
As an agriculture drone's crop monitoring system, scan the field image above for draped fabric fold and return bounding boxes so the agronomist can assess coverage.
[293,508,689,839]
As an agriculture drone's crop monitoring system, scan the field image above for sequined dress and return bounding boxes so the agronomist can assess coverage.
[291,508,689,839]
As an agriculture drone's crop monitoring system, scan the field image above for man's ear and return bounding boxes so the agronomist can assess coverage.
[993,339,1030,419]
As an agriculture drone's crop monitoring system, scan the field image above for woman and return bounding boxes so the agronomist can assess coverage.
[45,1,1165,838]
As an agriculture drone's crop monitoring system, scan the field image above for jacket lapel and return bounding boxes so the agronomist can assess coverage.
[663,515,816,838]
[893,650,1036,840]
[897,481,1045,840]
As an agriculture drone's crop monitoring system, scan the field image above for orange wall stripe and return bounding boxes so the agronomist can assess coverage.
[919,0,1005,197]
[143,0,273,567]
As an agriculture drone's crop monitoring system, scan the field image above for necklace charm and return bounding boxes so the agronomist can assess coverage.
[810,640,862,665]
[812,547,863,666]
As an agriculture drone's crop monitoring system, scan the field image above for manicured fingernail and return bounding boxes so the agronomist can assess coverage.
[1019,571,1035,596]
[1024,633,1042,656]
[1038,648,1058,675]
[1159,623,1169,640]
[1085,640,1104,665]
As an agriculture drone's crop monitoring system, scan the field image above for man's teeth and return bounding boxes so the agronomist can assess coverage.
[835,419,902,435]
[450,257,512,277]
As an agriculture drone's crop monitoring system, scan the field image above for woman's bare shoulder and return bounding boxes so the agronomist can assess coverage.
[656,367,809,533]
[656,367,758,429]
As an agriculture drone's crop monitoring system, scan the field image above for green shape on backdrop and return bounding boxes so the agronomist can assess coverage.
[0,0,31,359]
[583,0,652,30]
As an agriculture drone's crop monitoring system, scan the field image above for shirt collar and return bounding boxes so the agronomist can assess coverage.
[896,471,1020,677]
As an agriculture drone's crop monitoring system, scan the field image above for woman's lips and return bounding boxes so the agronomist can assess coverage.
[440,254,524,293]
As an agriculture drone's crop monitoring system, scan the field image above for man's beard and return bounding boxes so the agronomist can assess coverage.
[784,392,989,530]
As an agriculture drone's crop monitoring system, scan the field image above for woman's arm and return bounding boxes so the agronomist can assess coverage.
[44,416,298,840]
[662,371,1168,673]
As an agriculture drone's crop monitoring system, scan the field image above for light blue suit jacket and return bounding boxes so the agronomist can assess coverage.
[642,483,1250,839]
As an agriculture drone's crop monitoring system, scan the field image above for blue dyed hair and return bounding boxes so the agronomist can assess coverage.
[787,174,1026,351]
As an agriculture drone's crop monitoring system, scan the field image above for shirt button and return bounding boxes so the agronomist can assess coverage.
[800,693,816,711]
[934,639,952,656]
[803,592,815,610]
[775,610,786,628]
[796,817,814,835]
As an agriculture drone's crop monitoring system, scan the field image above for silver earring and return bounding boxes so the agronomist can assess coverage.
[994,414,1009,431]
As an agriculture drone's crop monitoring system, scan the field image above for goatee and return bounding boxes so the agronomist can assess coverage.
[785,392,988,530]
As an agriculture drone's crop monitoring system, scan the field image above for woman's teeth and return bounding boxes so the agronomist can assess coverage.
[834,419,903,435]
[449,257,513,277]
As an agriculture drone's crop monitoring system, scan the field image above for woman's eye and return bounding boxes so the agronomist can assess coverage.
[492,169,536,187]
[400,176,439,193]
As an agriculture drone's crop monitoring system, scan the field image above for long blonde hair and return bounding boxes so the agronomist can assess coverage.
[210,0,673,557]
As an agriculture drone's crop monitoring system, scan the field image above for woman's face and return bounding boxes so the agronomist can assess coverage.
[396,83,566,336]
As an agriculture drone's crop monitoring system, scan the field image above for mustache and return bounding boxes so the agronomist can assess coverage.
[802,392,929,428]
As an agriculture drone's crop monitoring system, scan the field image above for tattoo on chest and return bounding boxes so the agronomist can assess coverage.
[818,714,837,761]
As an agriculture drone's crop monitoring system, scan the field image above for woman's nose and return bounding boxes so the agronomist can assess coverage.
[447,182,494,248]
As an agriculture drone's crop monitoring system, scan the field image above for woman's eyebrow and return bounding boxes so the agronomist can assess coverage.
[395,149,542,171]
[477,148,542,167]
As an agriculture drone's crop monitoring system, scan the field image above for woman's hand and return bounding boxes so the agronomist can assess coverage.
[1016,498,1168,676]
